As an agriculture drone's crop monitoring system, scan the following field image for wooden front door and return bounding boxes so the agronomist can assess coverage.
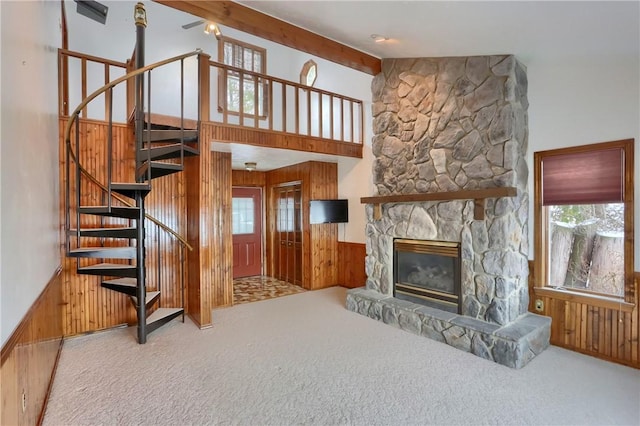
[232,187,262,278]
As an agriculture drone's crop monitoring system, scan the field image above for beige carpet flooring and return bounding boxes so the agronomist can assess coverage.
[44,287,640,425]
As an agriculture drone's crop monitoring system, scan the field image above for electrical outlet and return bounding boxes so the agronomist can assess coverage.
[535,299,544,312]
[21,392,26,413]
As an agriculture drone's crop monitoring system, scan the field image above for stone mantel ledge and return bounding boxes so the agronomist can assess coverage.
[346,287,551,369]
[360,187,517,220]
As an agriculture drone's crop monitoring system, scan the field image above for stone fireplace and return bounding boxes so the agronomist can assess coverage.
[347,55,550,368]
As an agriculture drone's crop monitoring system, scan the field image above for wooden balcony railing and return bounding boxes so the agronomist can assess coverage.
[203,58,364,145]
[58,49,131,120]
[59,50,364,149]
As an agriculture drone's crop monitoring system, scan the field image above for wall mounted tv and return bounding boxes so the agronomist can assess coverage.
[309,199,349,224]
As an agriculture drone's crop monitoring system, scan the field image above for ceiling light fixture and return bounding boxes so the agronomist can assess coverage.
[244,162,257,172]
[204,22,222,39]
[370,34,389,43]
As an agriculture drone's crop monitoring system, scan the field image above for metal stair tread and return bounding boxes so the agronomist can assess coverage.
[131,291,161,308]
[68,227,137,238]
[143,129,198,142]
[103,277,137,287]
[101,277,138,295]
[137,161,184,180]
[111,183,151,199]
[146,308,183,330]
[68,246,136,259]
[138,144,199,161]
[78,263,137,278]
[78,206,140,219]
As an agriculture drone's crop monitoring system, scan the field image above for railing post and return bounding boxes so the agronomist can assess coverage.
[198,53,211,122]
[134,3,146,160]
[134,1,148,345]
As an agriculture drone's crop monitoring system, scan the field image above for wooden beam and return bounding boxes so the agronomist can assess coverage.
[153,0,382,76]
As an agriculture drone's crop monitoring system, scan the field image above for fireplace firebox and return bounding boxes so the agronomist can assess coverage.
[393,239,461,313]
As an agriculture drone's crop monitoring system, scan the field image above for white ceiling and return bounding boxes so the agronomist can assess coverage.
[68,1,639,171]
[228,1,638,171]
[238,1,639,63]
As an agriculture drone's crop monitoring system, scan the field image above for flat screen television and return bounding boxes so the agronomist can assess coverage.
[309,199,349,224]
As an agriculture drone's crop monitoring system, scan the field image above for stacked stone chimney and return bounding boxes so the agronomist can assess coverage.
[347,56,551,368]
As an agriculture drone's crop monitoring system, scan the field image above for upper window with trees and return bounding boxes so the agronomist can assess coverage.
[534,139,634,303]
[218,37,267,117]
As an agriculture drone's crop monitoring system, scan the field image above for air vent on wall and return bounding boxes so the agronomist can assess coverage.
[74,0,109,25]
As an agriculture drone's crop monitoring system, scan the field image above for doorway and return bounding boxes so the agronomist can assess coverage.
[273,182,303,286]
[232,187,263,278]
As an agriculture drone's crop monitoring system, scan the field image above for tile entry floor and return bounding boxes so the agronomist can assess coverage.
[233,275,306,305]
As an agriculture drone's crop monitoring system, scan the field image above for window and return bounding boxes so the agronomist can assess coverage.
[218,37,267,117]
[300,60,317,87]
[232,197,255,235]
[534,139,634,303]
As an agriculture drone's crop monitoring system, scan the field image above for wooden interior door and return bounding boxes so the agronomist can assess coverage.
[273,183,302,285]
[232,187,262,278]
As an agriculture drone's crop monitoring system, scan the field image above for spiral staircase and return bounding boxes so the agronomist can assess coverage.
[64,6,200,343]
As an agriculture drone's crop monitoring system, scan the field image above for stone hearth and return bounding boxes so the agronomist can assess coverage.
[347,55,550,368]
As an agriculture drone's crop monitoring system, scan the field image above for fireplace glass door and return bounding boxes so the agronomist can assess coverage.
[393,239,461,313]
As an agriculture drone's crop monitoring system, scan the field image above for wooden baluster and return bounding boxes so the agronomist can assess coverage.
[307,87,311,136]
[340,99,344,142]
[104,64,110,121]
[350,101,354,143]
[239,71,245,126]
[295,85,299,135]
[281,83,286,132]
[254,76,260,128]
[81,57,87,118]
[359,101,364,144]
[319,93,323,138]
[268,80,273,131]
[329,95,334,140]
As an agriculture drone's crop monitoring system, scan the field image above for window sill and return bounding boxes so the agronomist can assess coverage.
[533,287,635,312]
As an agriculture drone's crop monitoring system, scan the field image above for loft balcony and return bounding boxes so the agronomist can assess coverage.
[58,49,364,159]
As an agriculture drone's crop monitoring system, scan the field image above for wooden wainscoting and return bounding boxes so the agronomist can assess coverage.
[338,242,367,288]
[529,262,639,368]
[59,118,136,334]
[1,268,64,425]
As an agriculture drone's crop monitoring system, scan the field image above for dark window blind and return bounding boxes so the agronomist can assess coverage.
[542,148,624,205]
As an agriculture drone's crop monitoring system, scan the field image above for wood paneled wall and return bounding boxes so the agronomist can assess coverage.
[206,124,363,158]
[60,118,135,334]
[337,242,367,288]
[187,124,233,321]
[232,169,266,187]
[529,261,639,368]
[1,268,64,426]
[265,161,338,290]
[59,118,188,335]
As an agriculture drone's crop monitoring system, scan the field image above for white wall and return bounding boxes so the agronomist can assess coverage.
[526,55,640,269]
[0,0,61,346]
